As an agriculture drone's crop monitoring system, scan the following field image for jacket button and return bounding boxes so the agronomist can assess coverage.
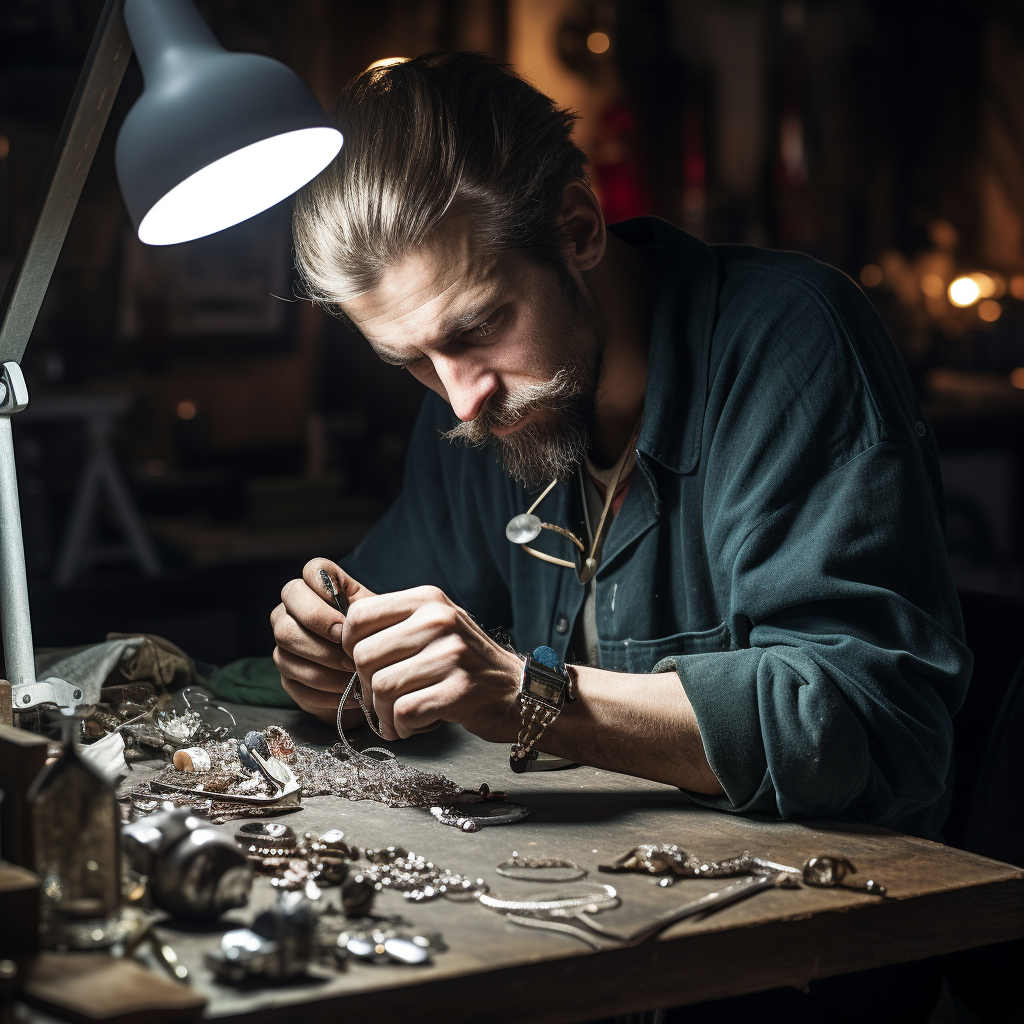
[916,421,926,437]
[554,614,570,634]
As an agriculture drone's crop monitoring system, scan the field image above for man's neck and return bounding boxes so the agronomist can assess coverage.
[581,231,656,468]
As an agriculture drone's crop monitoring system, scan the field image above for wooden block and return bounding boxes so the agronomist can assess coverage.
[22,952,206,1024]
[0,724,49,868]
[0,680,12,726]
[0,861,40,957]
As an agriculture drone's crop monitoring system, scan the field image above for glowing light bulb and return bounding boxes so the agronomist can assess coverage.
[948,276,981,307]
[138,128,342,246]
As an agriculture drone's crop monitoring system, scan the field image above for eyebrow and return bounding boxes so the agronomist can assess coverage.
[369,299,500,366]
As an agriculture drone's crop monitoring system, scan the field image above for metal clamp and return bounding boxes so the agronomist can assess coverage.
[12,677,86,714]
[0,363,29,415]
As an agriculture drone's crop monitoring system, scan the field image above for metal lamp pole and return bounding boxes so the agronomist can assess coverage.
[0,0,131,713]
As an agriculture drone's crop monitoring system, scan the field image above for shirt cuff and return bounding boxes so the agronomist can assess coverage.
[654,649,773,812]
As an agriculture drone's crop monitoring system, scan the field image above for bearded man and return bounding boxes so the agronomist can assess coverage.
[270,52,970,844]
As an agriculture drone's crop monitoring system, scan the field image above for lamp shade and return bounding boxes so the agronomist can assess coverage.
[115,0,342,245]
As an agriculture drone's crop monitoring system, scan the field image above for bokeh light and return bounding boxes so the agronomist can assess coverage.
[1010,276,1024,300]
[948,276,981,307]
[587,31,610,54]
[978,299,1002,322]
[1010,368,1024,390]
[920,273,945,299]
[971,272,997,298]
[860,264,883,288]
[176,400,198,420]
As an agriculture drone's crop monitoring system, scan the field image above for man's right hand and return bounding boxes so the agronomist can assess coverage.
[270,557,375,722]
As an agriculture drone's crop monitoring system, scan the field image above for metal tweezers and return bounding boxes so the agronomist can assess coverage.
[506,871,798,951]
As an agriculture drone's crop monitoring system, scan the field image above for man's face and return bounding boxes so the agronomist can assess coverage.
[343,221,605,489]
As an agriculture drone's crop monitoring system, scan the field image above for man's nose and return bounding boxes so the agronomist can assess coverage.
[436,357,500,423]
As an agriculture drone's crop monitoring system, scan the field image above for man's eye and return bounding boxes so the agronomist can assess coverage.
[466,312,504,339]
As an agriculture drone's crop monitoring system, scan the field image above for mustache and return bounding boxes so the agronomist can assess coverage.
[441,368,583,445]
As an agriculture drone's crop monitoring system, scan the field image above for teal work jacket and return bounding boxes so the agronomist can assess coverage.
[342,217,971,840]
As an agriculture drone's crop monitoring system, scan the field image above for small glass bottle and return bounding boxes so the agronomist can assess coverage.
[27,729,122,948]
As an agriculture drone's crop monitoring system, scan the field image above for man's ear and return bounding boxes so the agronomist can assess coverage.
[561,178,606,273]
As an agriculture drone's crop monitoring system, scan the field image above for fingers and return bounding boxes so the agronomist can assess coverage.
[272,644,353,692]
[279,674,367,731]
[280,577,345,643]
[364,635,468,739]
[271,602,354,672]
[342,586,455,657]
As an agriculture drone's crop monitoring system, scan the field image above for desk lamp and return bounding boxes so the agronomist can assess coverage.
[0,0,342,715]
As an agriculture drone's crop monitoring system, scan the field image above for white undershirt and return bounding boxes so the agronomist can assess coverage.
[573,452,637,667]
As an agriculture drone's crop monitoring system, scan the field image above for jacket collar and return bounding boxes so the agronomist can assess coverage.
[608,217,719,475]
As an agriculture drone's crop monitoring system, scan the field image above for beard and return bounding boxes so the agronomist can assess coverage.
[442,273,605,490]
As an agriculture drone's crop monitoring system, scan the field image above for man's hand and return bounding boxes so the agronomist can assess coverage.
[272,562,522,740]
[270,558,376,723]
[343,585,523,742]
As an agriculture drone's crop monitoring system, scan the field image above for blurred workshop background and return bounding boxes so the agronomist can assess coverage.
[2,0,1023,670]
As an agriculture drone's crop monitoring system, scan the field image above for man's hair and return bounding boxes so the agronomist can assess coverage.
[292,52,587,306]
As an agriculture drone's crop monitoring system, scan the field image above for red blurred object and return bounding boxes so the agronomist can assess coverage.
[591,101,651,223]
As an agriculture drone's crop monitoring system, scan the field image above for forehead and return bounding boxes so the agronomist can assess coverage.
[342,221,510,352]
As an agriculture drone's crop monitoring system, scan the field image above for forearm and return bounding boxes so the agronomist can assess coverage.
[537,666,725,795]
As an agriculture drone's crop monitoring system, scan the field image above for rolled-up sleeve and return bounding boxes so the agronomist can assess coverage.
[665,441,970,827]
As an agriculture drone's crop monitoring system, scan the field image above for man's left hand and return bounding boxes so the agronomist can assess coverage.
[342,585,523,742]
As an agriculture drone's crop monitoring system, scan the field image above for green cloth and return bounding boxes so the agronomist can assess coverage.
[206,656,299,709]
[340,217,971,840]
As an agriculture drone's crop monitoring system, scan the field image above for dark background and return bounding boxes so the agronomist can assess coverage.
[2,0,1023,671]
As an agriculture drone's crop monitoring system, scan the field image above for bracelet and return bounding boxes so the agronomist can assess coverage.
[495,853,587,881]
[509,649,575,771]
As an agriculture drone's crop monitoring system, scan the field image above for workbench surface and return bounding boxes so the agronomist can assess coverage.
[124,703,1024,1023]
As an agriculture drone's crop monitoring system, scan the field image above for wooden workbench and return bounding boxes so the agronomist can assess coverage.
[134,703,1023,1023]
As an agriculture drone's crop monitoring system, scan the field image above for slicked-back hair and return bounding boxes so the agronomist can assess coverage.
[292,52,587,307]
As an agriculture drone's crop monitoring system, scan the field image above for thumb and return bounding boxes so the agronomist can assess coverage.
[303,558,376,614]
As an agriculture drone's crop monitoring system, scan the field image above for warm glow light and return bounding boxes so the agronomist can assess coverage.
[138,127,342,246]
[1011,368,1024,390]
[0,135,9,160]
[176,400,198,421]
[145,459,167,476]
[971,272,997,298]
[920,273,945,299]
[860,264,883,288]
[367,57,409,71]
[1010,276,1024,300]
[978,299,1002,322]
[948,276,981,307]
[587,31,611,54]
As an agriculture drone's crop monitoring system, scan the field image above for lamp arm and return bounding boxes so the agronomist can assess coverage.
[0,0,132,364]
[0,0,131,711]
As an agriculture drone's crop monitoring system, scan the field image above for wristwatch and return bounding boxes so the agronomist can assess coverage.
[509,647,577,773]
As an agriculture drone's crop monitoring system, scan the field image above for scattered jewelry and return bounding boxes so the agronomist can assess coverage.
[430,801,528,832]
[336,925,445,966]
[477,883,619,914]
[598,846,887,896]
[496,853,587,882]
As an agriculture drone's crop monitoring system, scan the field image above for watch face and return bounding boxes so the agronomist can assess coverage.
[523,669,563,708]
